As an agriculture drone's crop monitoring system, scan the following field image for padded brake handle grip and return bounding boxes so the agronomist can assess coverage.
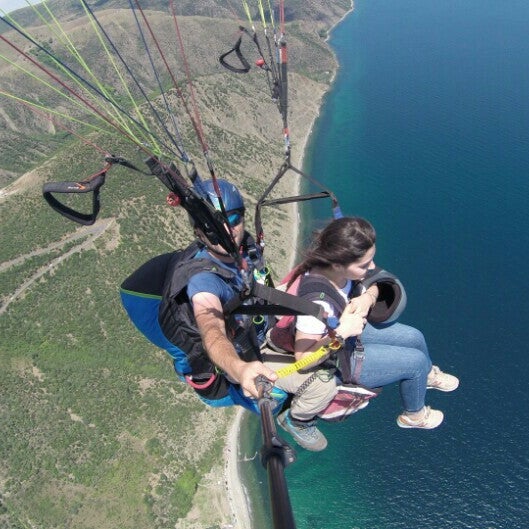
[42,171,106,225]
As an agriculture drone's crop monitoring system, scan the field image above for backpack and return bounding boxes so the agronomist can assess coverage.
[120,238,264,409]
[268,273,349,353]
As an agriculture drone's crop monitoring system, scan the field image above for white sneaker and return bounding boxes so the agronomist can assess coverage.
[427,365,459,392]
[397,406,444,429]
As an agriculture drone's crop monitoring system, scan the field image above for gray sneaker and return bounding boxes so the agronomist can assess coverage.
[277,410,328,451]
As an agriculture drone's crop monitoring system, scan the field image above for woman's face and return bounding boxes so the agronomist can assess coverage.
[337,245,376,281]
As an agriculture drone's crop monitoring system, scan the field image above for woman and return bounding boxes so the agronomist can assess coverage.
[265,216,459,451]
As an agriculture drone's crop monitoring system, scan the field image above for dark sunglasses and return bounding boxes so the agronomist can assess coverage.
[227,210,244,227]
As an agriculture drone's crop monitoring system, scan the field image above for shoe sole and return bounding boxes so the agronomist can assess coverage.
[396,414,444,429]
[319,400,370,421]
[397,418,439,429]
[336,385,379,397]
[427,382,459,392]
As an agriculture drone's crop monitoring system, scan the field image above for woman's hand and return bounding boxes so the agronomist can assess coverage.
[336,306,366,339]
[349,286,378,318]
[348,293,372,317]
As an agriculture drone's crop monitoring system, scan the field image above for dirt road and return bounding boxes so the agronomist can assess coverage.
[0,218,114,316]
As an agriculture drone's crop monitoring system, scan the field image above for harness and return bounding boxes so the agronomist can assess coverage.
[120,236,340,412]
[120,239,256,394]
[267,274,364,385]
[268,274,348,354]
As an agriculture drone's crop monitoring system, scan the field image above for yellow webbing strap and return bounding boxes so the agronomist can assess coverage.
[275,341,341,378]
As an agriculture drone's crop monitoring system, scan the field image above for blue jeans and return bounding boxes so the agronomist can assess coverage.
[352,322,433,413]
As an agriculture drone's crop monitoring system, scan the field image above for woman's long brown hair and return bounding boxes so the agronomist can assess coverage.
[288,217,376,286]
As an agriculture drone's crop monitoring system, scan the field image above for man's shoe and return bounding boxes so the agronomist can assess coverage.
[427,365,459,392]
[277,410,328,451]
[396,406,444,429]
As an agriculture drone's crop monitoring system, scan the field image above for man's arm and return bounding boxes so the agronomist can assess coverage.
[192,291,277,398]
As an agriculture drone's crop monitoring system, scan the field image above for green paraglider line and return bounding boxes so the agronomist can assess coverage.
[0,20,172,157]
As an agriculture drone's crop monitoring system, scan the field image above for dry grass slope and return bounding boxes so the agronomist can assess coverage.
[0,1,350,527]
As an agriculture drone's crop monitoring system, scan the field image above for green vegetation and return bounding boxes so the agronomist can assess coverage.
[0,0,349,527]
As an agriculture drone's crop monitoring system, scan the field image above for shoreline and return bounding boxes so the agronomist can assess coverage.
[222,112,322,529]
[288,0,355,269]
[223,3,356,527]
[224,407,252,529]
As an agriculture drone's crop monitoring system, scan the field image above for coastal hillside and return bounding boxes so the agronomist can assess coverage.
[0,1,349,528]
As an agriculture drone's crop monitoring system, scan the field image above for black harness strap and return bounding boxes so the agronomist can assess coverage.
[223,280,327,319]
[219,34,251,73]
[254,157,342,248]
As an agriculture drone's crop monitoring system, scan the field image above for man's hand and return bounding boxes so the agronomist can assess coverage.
[193,291,277,399]
[232,360,278,399]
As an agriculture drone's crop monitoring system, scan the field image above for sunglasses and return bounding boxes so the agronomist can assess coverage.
[227,210,245,227]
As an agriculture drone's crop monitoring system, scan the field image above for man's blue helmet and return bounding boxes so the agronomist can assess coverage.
[197,179,245,213]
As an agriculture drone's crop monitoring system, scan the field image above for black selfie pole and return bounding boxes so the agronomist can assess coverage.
[256,375,297,529]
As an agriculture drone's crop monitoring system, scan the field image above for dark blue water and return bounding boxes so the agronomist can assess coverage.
[280,1,529,528]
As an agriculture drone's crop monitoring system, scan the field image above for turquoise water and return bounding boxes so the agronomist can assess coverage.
[242,1,529,528]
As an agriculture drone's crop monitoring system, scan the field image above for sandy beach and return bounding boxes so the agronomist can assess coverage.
[224,408,253,528]
[220,4,356,527]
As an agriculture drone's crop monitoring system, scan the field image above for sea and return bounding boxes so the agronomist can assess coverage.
[238,1,529,528]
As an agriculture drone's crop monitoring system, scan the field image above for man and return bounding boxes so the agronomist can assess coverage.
[185,179,278,399]
[121,178,278,412]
